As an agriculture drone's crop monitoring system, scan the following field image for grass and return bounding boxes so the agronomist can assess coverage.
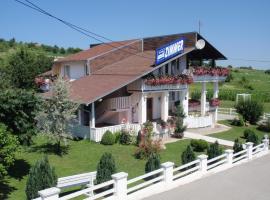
[220,100,270,113]
[210,120,269,143]
[1,135,196,200]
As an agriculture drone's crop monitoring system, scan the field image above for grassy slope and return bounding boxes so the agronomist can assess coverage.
[210,120,269,143]
[2,136,196,199]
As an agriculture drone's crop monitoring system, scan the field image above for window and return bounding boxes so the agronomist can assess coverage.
[158,68,162,75]
[64,65,70,78]
[84,63,89,75]
[171,60,176,75]
[165,64,169,74]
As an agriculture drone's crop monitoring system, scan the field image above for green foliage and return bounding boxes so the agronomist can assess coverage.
[225,73,233,82]
[174,105,186,138]
[243,129,255,139]
[6,48,53,89]
[246,131,259,145]
[36,77,79,153]
[258,118,270,132]
[96,153,116,184]
[265,69,270,75]
[181,145,196,164]
[101,131,115,145]
[119,130,132,145]
[207,141,223,159]
[145,153,160,174]
[190,139,208,152]
[114,131,121,143]
[235,100,264,124]
[231,115,244,126]
[233,138,243,153]
[25,156,57,200]
[0,123,19,179]
[0,89,41,145]
[136,130,142,146]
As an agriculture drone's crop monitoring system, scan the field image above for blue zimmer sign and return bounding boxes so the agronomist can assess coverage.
[155,38,184,65]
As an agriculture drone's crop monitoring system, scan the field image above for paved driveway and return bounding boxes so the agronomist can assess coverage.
[144,154,270,200]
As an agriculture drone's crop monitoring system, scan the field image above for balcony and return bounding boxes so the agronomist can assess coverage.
[190,66,229,83]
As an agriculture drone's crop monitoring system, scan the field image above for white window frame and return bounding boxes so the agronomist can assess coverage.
[64,65,70,78]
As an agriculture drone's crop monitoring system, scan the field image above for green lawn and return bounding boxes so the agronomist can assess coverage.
[1,135,197,200]
[210,120,269,143]
[220,100,270,113]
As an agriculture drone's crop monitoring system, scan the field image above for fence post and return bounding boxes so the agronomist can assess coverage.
[246,142,254,160]
[198,154,208,174]
[263,137,269,152]
[161,162,174,185]
[112,172,128,200]
[38,187,60,200]
[225,149,234,166]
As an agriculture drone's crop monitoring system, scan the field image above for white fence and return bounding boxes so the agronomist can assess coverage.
[103,96,131,110]
[91,123,141,142]
[193,75,227,82]
[37,138,269,200]
[218,107,237,116]
[184,115,213,128]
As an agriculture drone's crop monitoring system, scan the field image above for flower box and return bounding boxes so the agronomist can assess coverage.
[210,98,221,107]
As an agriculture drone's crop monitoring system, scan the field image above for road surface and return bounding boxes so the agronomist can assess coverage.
[144,154,270,200]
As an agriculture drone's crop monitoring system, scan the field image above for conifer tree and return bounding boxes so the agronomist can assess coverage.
[96,153,116,184]
[181,145,196,164]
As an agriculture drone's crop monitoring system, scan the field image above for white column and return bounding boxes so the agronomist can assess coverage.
[161,162,174,185]
[182,87,189,116]
[78,107,82,125]
[213,81,219,122]
[263,137,269,152]
[112,172,128,200]
[198,154,208,174]
[246,142,254,160]
[38,187,60,200]
[91,102,95,128]
[138,93,147,124]
[225,149,234,166]
[161,91,169,121]
[200,82,207,116]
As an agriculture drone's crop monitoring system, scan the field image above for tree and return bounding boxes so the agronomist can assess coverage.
[233,138,243,153]
[6,48,53,89]
[0,89,41,145]
[36,77,78,153]
[235,100,263,124]
[0,123,19,179]
[207,141,223,159]
[181,145,196,164]
[145,153,161,173]
[96,153,116,184]
[174,105,186,138]
[25,156,57,200]
[246,132,259,145]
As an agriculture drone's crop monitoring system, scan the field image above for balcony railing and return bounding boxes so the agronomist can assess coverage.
[193,75,227,82]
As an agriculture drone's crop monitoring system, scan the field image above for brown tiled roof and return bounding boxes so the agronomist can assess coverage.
[68,48,194,104]
[55,39,137,62]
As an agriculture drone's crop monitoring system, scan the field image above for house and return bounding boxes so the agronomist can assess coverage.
[43,32,228,142]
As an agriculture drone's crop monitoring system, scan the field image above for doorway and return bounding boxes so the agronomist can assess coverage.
[147,98,153,121]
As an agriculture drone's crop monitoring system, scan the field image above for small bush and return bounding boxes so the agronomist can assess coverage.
[231,116,244,127]
[135,139,162,159]
[101,131,115,145]
[243,129,255,139]
[136,130,142,146]
[119,130,132,145]
[246,131,259,145]
[114,131,121,143]
[207,141,223,159]
[145,153,161,173]
[190,139,208,152]
[233,138,243,153]
[181,145,196,164]
[25,156,57,200]
[258,119,270,132]
[96,153,116,184]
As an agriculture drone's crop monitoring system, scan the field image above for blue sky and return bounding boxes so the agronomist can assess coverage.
[1,0,270,69]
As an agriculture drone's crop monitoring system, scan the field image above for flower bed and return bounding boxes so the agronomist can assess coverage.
[145,74,193,86]
[188,99,201,107]
[192,66,230,76]
[210,98,221,107]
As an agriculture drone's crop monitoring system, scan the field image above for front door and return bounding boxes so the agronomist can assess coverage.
[147,98,153,121]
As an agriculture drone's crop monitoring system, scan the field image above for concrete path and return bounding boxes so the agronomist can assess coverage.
[144,154,270,200]
[187,123,231,135]
[184,131,234,147]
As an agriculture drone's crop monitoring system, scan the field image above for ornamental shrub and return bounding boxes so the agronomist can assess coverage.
[190,139,208,152]
[25,156,57,200]
[235,100,264,124]
[119,130,132,145]
[207,141,223,159]
[243,129,255,139]
[174,105,186,138]
[231,115,244,127]
[101,130,115,145]
[181,145,196,164]
[246,131,259,145]
[233,138,243,153]
[114,131,121,143]
[145,153,161,174]
[96,153,116,184]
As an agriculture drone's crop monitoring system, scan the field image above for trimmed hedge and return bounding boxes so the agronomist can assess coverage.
[101,131,115,145]
[190,139,208,152]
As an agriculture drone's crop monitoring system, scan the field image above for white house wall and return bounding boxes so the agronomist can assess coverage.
[60,61,86,80]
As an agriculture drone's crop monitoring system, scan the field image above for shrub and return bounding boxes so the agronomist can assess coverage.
[231,115,244,126]
[136,130,142,146]
[233,138,243,153]
[114,131,121,143]
[101,131,115,145]
[190,139,208,152]
[235,100,264,124]
[173,105,186,138]
[96,153,116,184]
[207,141,223,159]
[258,119,270,132]
[243,129,255,139]
[25,156,57,200]
[119,130,132,145]
[181,145,196,164]
[246,131,259,145]
[145,153,161,173]
[135,139,162,159]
